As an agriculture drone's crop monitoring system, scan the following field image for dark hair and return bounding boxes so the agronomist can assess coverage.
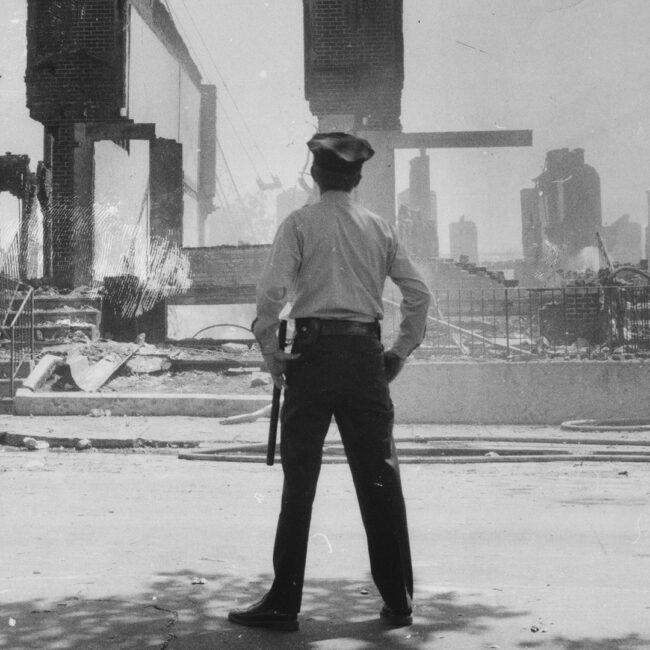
[311,163,361,193]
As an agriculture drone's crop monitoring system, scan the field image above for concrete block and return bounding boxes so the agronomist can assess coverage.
[391,360,650,424]
[14,389,271,418]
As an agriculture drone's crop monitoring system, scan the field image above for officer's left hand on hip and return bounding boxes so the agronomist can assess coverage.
[263,351,301,389]
[383,350,405,383]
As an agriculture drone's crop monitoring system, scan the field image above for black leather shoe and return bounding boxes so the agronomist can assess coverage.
[228,599,299,632]
[380,604,413,627]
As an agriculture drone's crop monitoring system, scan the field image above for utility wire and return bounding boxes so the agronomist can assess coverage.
[178,0,277,178]
[174,0,265,180]
[169,0,263,180]
[164,0,249,233]
[216,138,257,240]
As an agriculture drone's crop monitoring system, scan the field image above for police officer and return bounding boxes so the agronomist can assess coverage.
[228,132,431,631]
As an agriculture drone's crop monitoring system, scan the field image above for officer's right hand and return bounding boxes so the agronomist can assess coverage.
[383,350,405,383]
[263,350,301,389]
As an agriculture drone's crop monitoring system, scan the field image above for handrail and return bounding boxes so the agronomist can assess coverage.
[0,279,35,397]
[7,283,34,328]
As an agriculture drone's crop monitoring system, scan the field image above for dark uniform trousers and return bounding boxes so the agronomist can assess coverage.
[265,325,414,615]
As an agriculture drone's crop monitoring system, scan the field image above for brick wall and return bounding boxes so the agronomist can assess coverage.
[186,245,271,291]
[26,0,215,288]
[304,0,404,130]
[26,0,125,124]
[48,124,77,286]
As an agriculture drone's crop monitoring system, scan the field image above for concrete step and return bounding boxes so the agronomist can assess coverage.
[0,360,34,379]
[34,323,100,345]
[33,295,101,310]
[0,378,24,398]
[32,308,101,327]
[14,389,271,417]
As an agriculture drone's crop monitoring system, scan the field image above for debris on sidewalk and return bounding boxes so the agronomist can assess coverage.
[68,341,141,392]
[220,403,273,425]
[21,355,63,392]
[23,437,49,451]
[89,409,112,417]
[250,372,271,387]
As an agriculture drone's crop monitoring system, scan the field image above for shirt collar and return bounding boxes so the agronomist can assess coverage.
[319,190,353,204]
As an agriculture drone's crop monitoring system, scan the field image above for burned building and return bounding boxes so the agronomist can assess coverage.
[521,148,602,275]
[646,190,650,261]
[0,153,51,280]
[396,151,438,258]
[25,0,217,288]
[601,214,643,265]
[449,216,478,264]
[303,0,404,220]
[521,187,542,270]
[303,0,403,132]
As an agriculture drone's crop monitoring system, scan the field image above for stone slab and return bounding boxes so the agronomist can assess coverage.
[11,360,650,424]
[14,389,271,417]
[391,360,650,424]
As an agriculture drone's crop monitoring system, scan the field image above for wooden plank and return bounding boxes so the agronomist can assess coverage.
[84,122,156,142]
[392,130,533,150]
[166,285,257,305]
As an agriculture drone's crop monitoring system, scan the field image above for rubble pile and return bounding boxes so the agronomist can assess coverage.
[31,337,269,396]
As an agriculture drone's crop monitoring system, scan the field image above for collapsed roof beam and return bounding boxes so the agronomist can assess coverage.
[391,130,533,150]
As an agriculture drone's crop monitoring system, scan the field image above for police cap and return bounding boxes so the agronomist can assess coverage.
[307,132,375,174]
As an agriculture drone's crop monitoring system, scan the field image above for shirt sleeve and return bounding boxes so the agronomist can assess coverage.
[387,229,432,359]
[252,214,302,353]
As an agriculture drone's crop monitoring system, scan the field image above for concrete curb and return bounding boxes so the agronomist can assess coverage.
[0,432,201,450]
[14,388,272,417]
[179,452,650,464]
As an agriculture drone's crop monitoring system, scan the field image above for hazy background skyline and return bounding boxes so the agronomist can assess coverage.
[2,0,650,257]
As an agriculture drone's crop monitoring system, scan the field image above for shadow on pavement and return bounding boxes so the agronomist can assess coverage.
[3,571,646,649]
[519,636,650,650]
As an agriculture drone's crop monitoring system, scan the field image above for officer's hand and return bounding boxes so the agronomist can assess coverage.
[263,350,301,389]
[383,350,405,383]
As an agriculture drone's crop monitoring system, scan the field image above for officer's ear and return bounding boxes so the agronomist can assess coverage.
[310,163,323,188]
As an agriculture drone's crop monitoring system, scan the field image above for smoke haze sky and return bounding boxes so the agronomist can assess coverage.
[2,0,649,257]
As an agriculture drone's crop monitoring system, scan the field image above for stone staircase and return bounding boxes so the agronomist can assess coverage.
[32,294,102,346]
[0,356,34,413]
[0,293,102,411]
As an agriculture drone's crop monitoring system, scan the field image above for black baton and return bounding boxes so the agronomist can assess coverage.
[266,319,287,466]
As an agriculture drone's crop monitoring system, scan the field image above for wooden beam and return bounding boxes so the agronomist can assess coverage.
[392,130,532,150]
[84,122,156,142]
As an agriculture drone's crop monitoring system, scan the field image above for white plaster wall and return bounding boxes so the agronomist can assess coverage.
[127,8,203,247]
[182,193,200,247]
[128,9,180,141]
[0,193,19,249]
[128,8,202,190]
[391,361,650,425]
[167,304,256,341]
[179,72,201,188]
[93,140,150,281]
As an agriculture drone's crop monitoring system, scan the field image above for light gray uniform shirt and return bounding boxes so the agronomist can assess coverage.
[253,190,431,358]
